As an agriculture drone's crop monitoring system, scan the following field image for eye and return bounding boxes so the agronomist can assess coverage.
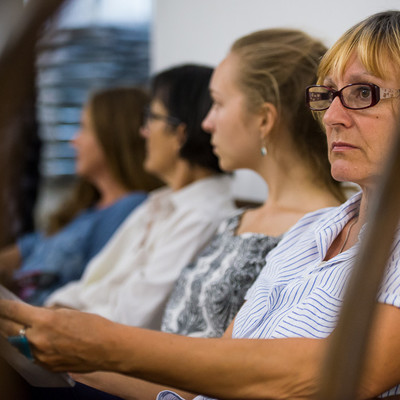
[357,86,372,99]
[211,100,221,109]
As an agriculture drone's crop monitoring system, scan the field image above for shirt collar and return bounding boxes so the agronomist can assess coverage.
[316,191,363,259]
[147,174,233,212]
[170,174,233,210]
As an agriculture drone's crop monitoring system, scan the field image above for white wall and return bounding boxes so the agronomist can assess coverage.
[152,0,400,201]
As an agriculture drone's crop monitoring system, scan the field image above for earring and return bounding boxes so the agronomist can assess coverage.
[260,145,267,156]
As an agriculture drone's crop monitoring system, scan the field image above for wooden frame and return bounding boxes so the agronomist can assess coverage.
[317,124,400,398]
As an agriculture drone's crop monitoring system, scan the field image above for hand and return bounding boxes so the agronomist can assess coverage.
[0,299,118,372]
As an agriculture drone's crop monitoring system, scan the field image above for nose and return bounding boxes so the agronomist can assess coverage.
[201,108,214,134]
[322,95,352,128]
[70,131,80,148]
[140,124,150,139]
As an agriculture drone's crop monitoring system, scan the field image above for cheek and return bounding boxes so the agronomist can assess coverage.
[145,132,158,154]
[148,135,175,163]
[215,107,234,130]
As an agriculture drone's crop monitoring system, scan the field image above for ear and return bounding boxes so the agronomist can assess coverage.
[258,102,278,141]
[174,122,187,148]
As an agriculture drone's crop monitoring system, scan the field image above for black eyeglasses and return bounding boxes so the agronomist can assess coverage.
[144,107,182,126]
[305,83,400,111]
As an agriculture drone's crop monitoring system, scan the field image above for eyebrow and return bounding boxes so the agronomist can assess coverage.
[209,87,222,99]
[323,72,378,87]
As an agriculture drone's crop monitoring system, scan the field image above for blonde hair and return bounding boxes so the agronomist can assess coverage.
[318,11,400,84]
[231,28,346,203]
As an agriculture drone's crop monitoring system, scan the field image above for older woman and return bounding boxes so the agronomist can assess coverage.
[1,10,400,400]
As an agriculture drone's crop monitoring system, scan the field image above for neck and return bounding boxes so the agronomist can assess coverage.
[259,155,340,213]
[254,126,340,212]
[351,187,373,235]
[93,174,130,209]
[165,160,215,191]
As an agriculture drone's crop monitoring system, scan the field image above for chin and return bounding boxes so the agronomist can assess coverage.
[330,161,356,182]
[218,159,235,173]
[144,162,160,179]
[331,171,350,183]
[143,160,153,173]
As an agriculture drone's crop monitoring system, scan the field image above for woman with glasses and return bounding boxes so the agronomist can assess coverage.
[43,64,236,330]
[3,11,400,399]
[0,87,162,306]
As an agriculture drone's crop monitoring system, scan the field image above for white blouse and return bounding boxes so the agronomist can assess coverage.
[46,175,236,330]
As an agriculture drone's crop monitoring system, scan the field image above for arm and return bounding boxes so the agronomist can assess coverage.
[0,301,327,400]
[68,316,237,399]
[72,372,196,400]
[356,303,400,398]
[4,301,400,399]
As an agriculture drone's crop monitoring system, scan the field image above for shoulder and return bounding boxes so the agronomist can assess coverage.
[106,191,148,212]
[172,175,236,219]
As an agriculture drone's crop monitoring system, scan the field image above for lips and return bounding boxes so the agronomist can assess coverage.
[331,141,357,151]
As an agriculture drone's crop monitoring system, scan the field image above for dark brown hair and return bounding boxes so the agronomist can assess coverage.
[151,64,222,173]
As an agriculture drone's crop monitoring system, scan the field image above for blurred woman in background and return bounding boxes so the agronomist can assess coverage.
[0,86,161,305]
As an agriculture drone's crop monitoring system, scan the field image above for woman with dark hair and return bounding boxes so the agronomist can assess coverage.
[44,64,236,330]
[0,86,161,306]
[150,65,221,173]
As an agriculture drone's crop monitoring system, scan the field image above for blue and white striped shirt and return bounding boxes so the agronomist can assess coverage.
[233,191,400,345]
[158,191,400,399]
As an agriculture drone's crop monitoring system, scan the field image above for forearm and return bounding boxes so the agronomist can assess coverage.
[0,303,327,400]
[72,371,196,400]
[105,325,327,400]
[69,320,238,400]
[356,304,400,399]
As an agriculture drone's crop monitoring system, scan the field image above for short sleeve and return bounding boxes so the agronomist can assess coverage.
[16,232,41,260]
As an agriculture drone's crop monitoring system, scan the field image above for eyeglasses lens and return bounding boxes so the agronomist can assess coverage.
[341,85,373,109]
[307,84,374,111]
[307,87,332,111]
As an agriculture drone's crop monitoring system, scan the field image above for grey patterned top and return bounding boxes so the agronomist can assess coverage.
[161,210,282,338]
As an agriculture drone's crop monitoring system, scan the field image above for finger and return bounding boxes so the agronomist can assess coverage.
[0,317,22,337]
[0,299,40,326]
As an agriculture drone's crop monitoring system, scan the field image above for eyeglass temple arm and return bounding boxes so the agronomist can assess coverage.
[316,114,400,399]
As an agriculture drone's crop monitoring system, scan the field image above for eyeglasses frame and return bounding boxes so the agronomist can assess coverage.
[305,83,400,111]
[144,107,182,127]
